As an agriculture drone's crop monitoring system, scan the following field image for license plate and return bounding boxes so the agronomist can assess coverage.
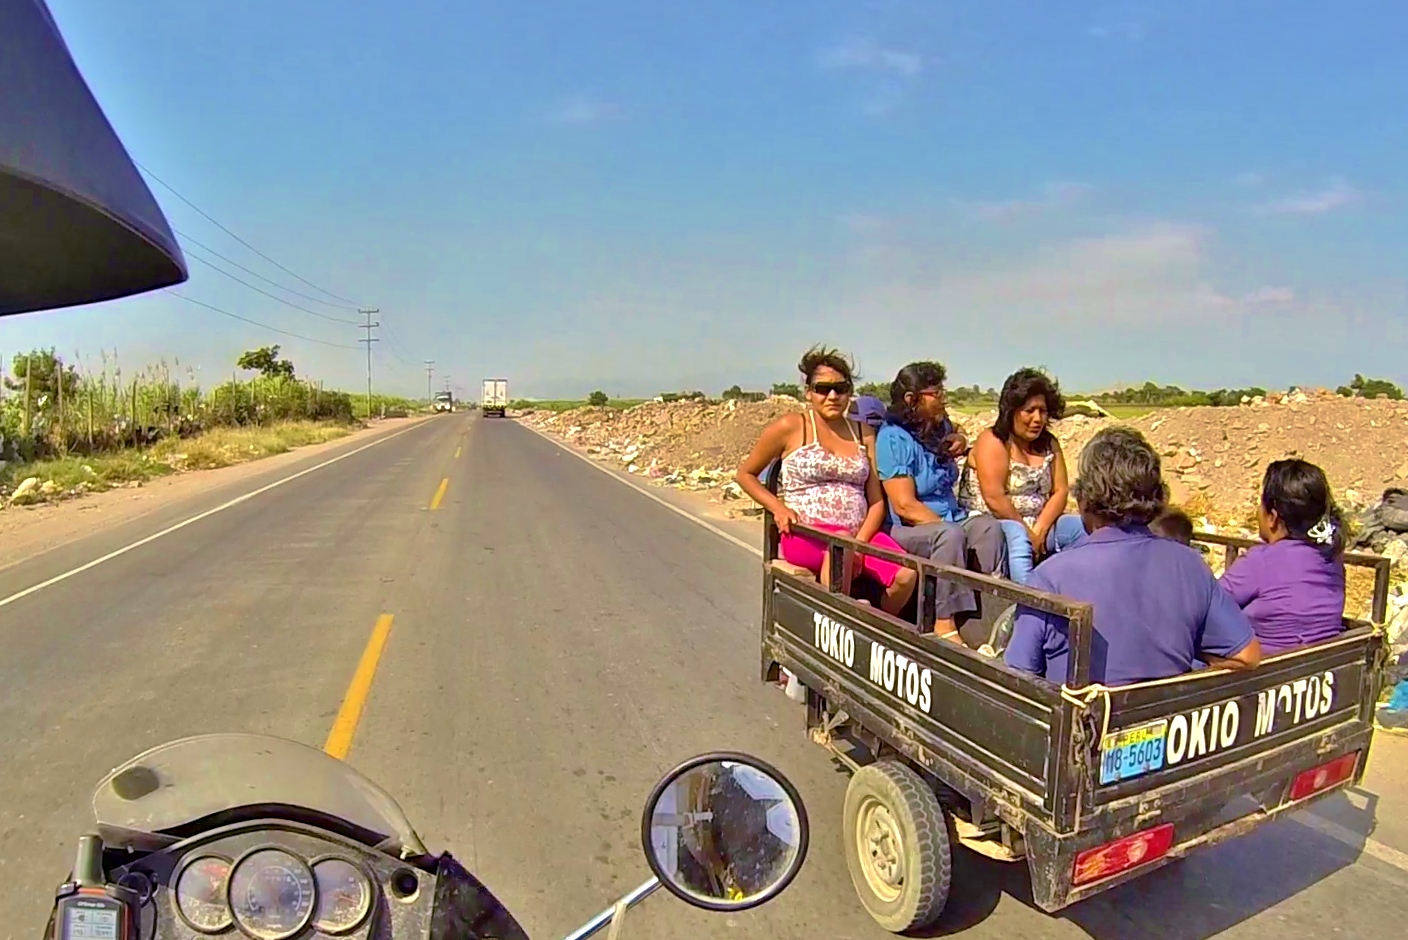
[1099,719,1169,785]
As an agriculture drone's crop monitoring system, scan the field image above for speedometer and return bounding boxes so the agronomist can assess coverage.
[174,855,233,933]
[227,848,316,940]
[311,857,372,934]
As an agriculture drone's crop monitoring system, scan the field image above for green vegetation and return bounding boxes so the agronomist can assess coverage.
[586,390,610,407]
[1337,374,1403,401]
[0,345,412,499]
[504,371,1408,421]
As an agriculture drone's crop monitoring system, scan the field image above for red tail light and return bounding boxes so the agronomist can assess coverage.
[1073,823,1175,887]
[1289,752,1359,803]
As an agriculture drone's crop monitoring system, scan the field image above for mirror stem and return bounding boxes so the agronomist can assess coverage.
[561,876,661,940]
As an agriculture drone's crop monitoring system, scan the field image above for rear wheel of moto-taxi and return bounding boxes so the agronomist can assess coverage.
[843,759,952,933]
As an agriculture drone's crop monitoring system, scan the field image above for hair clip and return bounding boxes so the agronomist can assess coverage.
[1307,516,1336,545]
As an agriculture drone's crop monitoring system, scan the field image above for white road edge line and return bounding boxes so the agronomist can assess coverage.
[1290,810,1408,875]
[0,420,432,609]
[523,421,762,558]
[521,419,1408,876]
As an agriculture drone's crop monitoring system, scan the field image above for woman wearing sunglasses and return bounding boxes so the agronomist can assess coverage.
[736,346,917,616]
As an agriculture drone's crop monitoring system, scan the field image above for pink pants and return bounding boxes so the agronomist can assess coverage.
[780,523,906,589]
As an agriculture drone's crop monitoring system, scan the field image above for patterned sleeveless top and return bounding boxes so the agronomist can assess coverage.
[958,447,1055,527]
[777,410,870,535]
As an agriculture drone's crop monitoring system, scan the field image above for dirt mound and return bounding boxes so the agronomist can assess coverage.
[519,391,1408,619]
[517,396,805,488]
[522,391,1408,525]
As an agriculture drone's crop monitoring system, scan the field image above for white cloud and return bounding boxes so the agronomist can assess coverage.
[970,182,1093,221]
[836,221,1298,331]
[545,96,622,126]
[1261,177,1362,215]
[1244,285,1296,305]
[818,38,925,77]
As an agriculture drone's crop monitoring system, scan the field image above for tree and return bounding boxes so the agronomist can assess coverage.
[722,385,746,400]
[587,390,609,406]
[855,381,888,398]
[1337,374,1403,401]
[4,348,80,403]
[770,382,802,399]
[237,345,296,378]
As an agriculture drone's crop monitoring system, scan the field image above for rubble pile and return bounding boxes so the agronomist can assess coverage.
[521,390,1408,523]
[519,390,1408,620]
[517,396,804,491]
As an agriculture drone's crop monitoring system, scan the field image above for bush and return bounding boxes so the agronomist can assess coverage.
[587,390,609,407]
[1337,374,1403,401]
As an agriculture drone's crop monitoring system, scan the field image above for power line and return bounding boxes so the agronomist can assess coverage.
[184,251,360,325]
[173,227,359,311]
[166,291,359,349]
[137,160,364,306]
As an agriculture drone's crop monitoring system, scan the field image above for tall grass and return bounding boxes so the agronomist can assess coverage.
[0,348,438,494]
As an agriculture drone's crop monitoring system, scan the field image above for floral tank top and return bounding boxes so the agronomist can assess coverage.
[777,410,870,535]
[958,449,1054,527]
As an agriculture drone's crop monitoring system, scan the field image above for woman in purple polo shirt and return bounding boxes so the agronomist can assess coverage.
[1219,459,1347,655]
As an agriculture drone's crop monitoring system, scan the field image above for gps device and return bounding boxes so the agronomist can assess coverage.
[51,837,137,940]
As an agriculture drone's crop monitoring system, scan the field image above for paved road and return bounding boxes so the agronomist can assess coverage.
[1,413,1405,939]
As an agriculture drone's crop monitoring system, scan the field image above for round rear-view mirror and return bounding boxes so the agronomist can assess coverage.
[640,752,809,912]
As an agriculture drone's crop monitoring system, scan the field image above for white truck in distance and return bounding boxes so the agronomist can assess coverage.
[433,390,454,413]
[481,378,508,417]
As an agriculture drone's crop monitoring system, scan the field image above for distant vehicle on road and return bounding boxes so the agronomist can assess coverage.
[482,378,508,417]
[433,390,454,413]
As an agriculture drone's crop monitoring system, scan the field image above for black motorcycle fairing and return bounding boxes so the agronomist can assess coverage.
[428,853,531,940]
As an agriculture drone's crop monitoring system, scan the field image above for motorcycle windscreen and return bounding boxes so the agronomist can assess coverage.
[92,734,429,856]
[0,0,187,317]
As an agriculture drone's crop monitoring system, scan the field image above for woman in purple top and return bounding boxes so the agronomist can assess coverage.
[1219,459,1347,655]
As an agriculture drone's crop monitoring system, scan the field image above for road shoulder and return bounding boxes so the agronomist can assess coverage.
[0,416,433,570]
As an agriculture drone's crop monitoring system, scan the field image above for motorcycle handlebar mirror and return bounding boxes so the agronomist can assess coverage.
[639,752,809,911]
[561,752,810,940]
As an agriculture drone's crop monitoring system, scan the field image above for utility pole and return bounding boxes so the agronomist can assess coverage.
[358,307,380,419]
[424,360,435,401]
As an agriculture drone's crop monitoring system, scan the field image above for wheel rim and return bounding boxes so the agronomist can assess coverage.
[855,796,906,903]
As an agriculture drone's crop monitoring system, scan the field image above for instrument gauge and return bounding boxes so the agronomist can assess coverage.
[175,855,233,932]
[227,848,316,940]
[311,857,373,934]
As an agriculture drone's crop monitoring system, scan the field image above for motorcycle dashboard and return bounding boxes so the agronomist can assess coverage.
[112,821,434,940]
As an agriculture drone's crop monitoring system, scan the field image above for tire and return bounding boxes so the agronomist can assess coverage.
[843,760,952,933]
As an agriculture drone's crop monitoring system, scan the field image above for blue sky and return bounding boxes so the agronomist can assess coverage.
[4,0,1404,399]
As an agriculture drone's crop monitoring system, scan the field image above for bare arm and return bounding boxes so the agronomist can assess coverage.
[735,414,801,529]
[1204,638,1263,672]
[973,432,1032,527]
[881,476,944,527]
[1031,437,1071,541]
[856,423,888,543]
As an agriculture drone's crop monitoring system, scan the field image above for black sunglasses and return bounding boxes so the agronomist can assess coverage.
[810,381,853,397]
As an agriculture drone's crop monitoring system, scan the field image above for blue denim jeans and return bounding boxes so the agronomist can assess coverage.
[1000,513,1087,584]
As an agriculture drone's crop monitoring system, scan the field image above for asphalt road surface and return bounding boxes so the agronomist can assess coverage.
[1,413,1406,940]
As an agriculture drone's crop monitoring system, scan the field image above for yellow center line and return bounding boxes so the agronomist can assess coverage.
[454,446,461,458]
[324,613,396,760]
[430,477,450,509]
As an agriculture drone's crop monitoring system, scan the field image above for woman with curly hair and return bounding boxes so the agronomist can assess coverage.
[1005,427,1262,685]
[874,361,1007,641]
[958,368,1087,584]
[736,346,917,615]
[1219,459,1347,654]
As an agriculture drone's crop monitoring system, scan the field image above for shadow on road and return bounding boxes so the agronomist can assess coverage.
[907,790,1373,939]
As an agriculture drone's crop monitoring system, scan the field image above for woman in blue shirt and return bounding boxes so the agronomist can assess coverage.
[876,362,1008,642]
